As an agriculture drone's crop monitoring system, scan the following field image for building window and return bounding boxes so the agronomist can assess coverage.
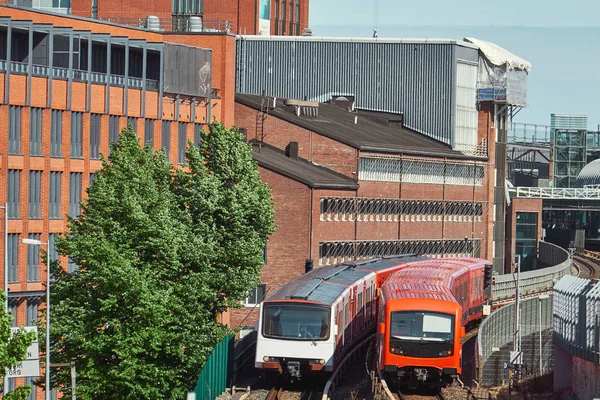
[162,121,171,162]
[25,376,37,400]
[7,234,19,283]
[144,119,154,147]
[245,284,266,307]
[178,122,187,164]
[49,172,62,219]
[296,0,300,34]
[30,108,43,156]
[51,110,63,157]
[10,302,17,327]
[27,234,41,282]
[7,170,21,219]
[71,112,83,158]
[68,257,78,273]
[69,172,82,218]
[28,171,42,219]
[127,117,137,133]
[48,233,59,263]
[26,298,38,326]
[90,114,101,159]
[9,106,22,155]
[6,378,15,393]
[89,173,96,186]
[194,123,202,149]
[109,115,119,146]
[516,212,538,271]
[281,0,286,33]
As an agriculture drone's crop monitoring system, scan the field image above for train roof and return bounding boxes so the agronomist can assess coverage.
[266,255,428,305]
[382,257,489,302]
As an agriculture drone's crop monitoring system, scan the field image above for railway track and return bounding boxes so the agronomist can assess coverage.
[573,254,599,279]
[266,385,320,400]
[396,390,445,400]
[266,386,284,400]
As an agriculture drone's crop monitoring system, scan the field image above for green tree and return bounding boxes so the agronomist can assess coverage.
[0,290,37,400]
[49,123,275,399]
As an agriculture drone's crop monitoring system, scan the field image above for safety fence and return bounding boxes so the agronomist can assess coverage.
[193,335,234,400]
[478,295,554,386]
[553,275,600,364]
[492,241,571,301]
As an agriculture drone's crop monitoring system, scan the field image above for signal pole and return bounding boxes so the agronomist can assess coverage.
[511,255,522,391]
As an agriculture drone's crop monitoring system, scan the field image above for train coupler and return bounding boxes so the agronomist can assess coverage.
[287,361,302,379]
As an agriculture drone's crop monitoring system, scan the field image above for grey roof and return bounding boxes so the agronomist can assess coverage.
[576,159,600,187]
[238,93,480,160]
[266,255,429,305]
[251,142,359,190]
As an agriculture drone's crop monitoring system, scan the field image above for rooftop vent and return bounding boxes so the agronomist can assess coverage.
[285,98,319,118]
[146,16,161,31]
[189,16,203,32]
[302,28,313,36]
[286,142,299,160]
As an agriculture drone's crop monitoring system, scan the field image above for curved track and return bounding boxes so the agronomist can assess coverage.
[573,254,600,279]
[396,391,445,400]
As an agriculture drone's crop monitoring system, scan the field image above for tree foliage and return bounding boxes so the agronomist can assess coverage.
[50,123,275,399]
[0,290,36,400]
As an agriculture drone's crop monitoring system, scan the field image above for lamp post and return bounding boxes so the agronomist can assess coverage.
[538,294,550,376]
[22,238,51,400]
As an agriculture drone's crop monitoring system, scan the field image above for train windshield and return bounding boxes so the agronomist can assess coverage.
[262,303,330,340]
[390,311,454,343]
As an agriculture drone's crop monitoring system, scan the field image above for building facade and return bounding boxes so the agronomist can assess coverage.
[232,93,497,327]
[0,4,237,396]
[3,0,309,36]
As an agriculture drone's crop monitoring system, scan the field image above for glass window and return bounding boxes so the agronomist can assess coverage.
[9,106,22,155]
[48,233,59,263]
[26,234,41,282]
[29,171,42,219]
[49,172,62,219]
[51,110,62,157]
[7,234,19,283]
[10,302,17,327]
[30,108,43,156]
[71,112,83,158]
[178,122,187,165]
[390,311,454,342]
[144,119,154,147]
[25,376,37,400]
[109,115,119,149]
[245,284,266,307]
[90,114,101,159]
[26,298,38,326]
[127,117,137,133]
[7,170,20,219]
[194,123,202,149]
[516,212,538,271]
[69,172,82,218]
[262,303,330,340]
[161,121,171,162]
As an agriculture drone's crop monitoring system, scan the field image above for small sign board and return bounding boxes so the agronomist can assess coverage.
[510,350,523,365]
[483,305,491,316]
[6,326,40,377]
[492,346,500,352]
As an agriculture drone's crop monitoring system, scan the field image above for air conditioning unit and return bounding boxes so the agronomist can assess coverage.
[146,16,161,31]
[189,16,203,32]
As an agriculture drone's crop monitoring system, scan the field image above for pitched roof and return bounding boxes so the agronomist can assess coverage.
[251,142,359,190]
[237,93,483,160]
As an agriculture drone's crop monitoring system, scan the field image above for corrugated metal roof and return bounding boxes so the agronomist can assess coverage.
[236,36,479,146]
[251,141,359,189]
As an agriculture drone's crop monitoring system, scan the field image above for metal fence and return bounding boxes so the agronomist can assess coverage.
[478,295,554,386]
[193,334,234,400]
[554,275,600,364]
[492,241,571,301]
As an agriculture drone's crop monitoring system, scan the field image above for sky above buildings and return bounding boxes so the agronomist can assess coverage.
[309,0,600,129]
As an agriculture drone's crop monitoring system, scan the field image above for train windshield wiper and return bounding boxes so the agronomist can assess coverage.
[392,335,450,343]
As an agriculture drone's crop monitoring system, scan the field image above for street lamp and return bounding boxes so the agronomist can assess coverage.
[538,294,550,376]
[22,238,51,400]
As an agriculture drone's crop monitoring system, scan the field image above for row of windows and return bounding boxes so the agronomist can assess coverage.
[318,239,481,266]
[7,233,61,283]
[7,170,83,220]
[359,157,486,186]
[7,106,202,165]
[319,198,485,223]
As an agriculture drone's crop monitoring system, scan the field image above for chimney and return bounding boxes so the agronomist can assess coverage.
[286,142,299,160]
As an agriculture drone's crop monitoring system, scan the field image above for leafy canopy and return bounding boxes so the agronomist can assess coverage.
[0,290,37,400]
[50,122,275,399]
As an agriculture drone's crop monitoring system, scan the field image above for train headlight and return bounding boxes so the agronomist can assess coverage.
[263,356,269,362]
[319,359,325,365]
[263,356,278,362]
[438,350,452,356]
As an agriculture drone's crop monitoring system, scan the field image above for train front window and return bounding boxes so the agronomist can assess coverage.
[262,303,330,340]
[390,311,454,343]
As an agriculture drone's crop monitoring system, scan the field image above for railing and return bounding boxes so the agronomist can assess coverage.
[98,16,235,33]
[512,186,600,200]
[509,122,551,145]
[491,241,571,301]
[553,275,600,364]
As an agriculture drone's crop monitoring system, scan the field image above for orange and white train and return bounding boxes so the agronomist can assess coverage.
[378,258,491,389]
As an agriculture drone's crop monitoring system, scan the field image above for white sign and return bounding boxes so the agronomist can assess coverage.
[6,326,40,377]
[510,350,523,365]
[483,305,491,316]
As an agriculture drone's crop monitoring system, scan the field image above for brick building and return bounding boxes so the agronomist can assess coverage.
[232,94,496,327]
[0,4,237,396]
[3,0,309,36]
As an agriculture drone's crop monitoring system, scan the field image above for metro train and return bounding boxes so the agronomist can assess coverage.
[377,258,492,390]
[254,255,428,379]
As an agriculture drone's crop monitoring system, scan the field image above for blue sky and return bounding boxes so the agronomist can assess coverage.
[309,1,600,128]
